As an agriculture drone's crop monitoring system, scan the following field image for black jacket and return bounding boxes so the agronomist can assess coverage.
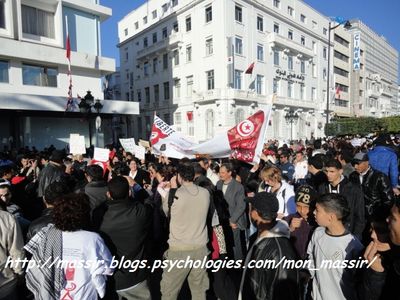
[318,177,365,239]
[84,180,108,213]
[37,162,63,197]
[99,198,152,290]
[26,208,53,241]
[241,220,299,300]
[349,168,394,219]
[131,169,150,187]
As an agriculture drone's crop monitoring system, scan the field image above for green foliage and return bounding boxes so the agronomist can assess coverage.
[325,115,400,136]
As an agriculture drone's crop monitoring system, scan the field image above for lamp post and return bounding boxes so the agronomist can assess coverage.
[285,109,299,141]
[78,91,103,147]
[326,19,352,126]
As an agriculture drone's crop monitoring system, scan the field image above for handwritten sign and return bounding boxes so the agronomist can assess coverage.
[119,138,136,153]
[93,147,110,162]
[139,139,150,148]
[135,145,146,160]
[69,134,86,154]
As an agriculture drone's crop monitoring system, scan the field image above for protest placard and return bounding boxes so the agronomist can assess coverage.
[69,134,86,154]
[93,147,110,162]
[134,145,146,160]
[119,138,136,153]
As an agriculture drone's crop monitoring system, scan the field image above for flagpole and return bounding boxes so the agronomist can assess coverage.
[65,15,73,111]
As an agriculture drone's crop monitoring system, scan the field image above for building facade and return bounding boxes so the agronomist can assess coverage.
[348,20,399,117]
[0,0,138,150]
[119,0,331,142]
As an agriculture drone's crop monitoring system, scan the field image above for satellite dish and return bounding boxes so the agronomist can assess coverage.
[95,116,102,130]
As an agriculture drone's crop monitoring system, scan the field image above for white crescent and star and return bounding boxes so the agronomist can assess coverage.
[236,120,255,137]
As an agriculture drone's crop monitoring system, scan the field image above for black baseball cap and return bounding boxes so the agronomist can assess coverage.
[247,192,279,220]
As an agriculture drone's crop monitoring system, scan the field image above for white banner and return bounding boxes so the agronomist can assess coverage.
[93,147,110,162]
[69,134,86,154]
[353,32,361,71]
[119,138,136,154]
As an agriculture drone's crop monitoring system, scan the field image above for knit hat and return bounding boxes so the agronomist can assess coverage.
[295,185,317,205]
[247,192,279,220]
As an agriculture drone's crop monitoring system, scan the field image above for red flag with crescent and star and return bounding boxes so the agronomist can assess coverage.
[227,110,265,162]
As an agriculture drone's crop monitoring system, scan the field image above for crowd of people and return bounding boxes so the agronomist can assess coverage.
[0,133,400,300]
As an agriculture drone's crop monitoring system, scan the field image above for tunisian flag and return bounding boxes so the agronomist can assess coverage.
[245,62,255,74]
[150,107,271,164]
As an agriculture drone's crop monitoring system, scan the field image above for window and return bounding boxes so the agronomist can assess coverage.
[129,72,133,86]
[144,61,149,76]
[300,14,306,23]
[206,70,214,90]
[22,5,55,38]
[288,30,293,40]
[323,47,327,59]
[301,36,305,45]
[125,51,129,61]
[288,56,293,70]
[312,63,317,77]
[153,57,158,73]
[22,64,57,87]
[300,84,305,100]
[188,117,194,136]
[172,0,178,7]
[163,53,168,69]
[143,16,147,25]
[162,27,168,39]
[186,45,192,62]
[124,28,128,36]
[323,27,327,35]
[174,79,181,98]
[256,75,264,94]
[206,109,214,139]
[273,0,280,8]
[234,70,242,89]
[335,99,348,107]
[312,41,317,54]
[235,37,243,55]
[163,81,170,100]
[257,44,264,61]
[135,22,139,30]
[273,23,279,34]
[152,32,157,44]
[164,114,170,124]
[152,10,157,19]
[300,61,305,73]
[235,109,245,124]
[288,82,293,98]
[162,4,168,13]
[334,66,349,78]
[130,91,134,101]
[0,1,5,29]
[235,5,242,23]
[0,60,9,83]
[335,83,349,93]
[137,117,143,136]
[173,21,179,32]
[206,38,213,55]
[154,85,159,102]
[334,50,349,62]
[273,78,279,94]
[145,87,150,103]
[173,49,179,66]
[257,16,263,31]
[143,37,148,48]
[175,112,181,126]
[186,16,191,32]
[273,50,279,65]
[288,6,294,16]
[205,6,212,23]
[186,75,193,95]
[311,87,316,101]
[137,90,142,102]
[323,68,327,80]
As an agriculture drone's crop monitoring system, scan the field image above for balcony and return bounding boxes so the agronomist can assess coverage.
[267,33,314,59]
[136,33,182,61]
[367,89,381,99]
[192,89,272,105]
[274,96,316,110]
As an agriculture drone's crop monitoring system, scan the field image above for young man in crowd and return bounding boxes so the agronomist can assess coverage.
[278,151,295,183]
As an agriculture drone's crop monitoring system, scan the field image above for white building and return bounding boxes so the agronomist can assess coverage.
[0,0,138,150]
[348,20,399,117]
[119,0,331,141]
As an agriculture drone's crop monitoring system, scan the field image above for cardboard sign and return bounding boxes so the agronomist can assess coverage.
[69,134,86,154]
[93,147,110,162]
[139,139,150,148]
[135,145,146,160]
[119,138,136,153]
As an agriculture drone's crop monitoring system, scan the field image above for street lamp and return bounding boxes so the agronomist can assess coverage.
[285,109,299,141]
[326,19,352,126]
[78,91,103,146]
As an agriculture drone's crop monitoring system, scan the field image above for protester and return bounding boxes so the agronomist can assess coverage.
[199,157,220,186]
[306,154,328,190]
[308,193,364,300]
[83,164,108,216]
[293,151,308,187]
[240,192,299,300]
[37,150,64,198]
[160,163,210,300]
[278,151,295,183]
[25,193,113,300]
[128,158,150,187]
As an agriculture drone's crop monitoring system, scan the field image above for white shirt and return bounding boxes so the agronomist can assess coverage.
[294,160,308,181]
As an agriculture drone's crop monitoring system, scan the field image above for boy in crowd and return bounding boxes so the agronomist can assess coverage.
[284,185,317,260]
[307,193,363,300]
